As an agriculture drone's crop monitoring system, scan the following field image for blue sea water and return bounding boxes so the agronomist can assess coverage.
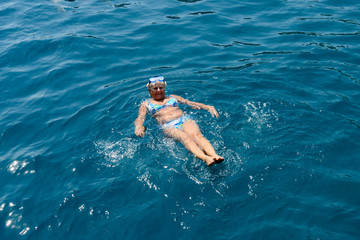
[1,0,360,239]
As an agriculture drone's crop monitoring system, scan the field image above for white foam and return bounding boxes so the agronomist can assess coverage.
[94,137,138,167]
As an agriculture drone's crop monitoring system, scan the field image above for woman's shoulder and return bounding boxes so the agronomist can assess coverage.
[170,94,186,102]
[140,99,150,107]
[169,94,181,99]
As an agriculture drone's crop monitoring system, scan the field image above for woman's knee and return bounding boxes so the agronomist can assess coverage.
[180,133,193,144]
[164,128,191,142]
[193,133,205,141]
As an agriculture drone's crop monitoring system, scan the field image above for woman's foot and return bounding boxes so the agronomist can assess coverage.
[204,156,216,166]
[204,155,224,166]
[209,154,224,163]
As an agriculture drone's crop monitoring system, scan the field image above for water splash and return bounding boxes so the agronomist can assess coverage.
[94,137,138,168]
[244,101,279,130]
[137,171,161,191]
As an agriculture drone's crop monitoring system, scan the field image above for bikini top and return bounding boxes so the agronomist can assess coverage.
[147,96,179,115]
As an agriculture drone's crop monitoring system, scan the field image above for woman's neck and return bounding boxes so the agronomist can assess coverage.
[152,95,167,102]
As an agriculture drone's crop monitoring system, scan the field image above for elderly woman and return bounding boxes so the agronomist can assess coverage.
[134,76,224,166]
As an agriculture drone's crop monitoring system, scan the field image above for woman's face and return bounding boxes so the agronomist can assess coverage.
[149,83,165,100]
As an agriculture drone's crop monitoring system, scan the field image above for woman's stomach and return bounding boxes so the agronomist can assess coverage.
[154,107,183,124]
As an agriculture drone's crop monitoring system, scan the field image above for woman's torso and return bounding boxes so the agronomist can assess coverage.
[147,96,183,124]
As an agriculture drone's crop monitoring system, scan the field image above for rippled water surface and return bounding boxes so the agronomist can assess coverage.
[1,0,360,239]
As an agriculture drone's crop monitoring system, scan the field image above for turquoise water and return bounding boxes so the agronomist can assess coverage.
[1,0,360,239]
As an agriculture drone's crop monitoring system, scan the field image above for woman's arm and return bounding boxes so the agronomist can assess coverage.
[134,101,148,137]
[171,94,219,118]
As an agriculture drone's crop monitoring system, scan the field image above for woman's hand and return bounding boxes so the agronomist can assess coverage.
[207,106,219,118]
[135,126,145,137]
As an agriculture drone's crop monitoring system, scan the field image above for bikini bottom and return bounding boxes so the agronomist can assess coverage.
[161,115,190,130]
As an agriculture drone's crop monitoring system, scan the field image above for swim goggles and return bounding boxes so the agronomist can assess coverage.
[147,76,166,88]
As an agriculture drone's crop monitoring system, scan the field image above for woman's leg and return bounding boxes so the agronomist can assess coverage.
[182,120,224,163]
[163,127,217,166]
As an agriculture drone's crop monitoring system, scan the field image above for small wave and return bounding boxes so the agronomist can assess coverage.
[278,31,360,36]
[51,0,77,12]
[188,11,215,16]
[297,17,360,26]
[166,15,181,20]
[211,41,261,48]
[196,62,256,74]
[114,3,132,8]
[178,0,202,2]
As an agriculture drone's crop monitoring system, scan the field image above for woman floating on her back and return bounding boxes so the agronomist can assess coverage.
[134,76,224,166]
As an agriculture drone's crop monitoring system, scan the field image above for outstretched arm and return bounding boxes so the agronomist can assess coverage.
[134,101,147,137]
[171,94,219,118]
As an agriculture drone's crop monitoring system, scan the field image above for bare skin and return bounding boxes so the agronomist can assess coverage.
[134,83,224,166]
